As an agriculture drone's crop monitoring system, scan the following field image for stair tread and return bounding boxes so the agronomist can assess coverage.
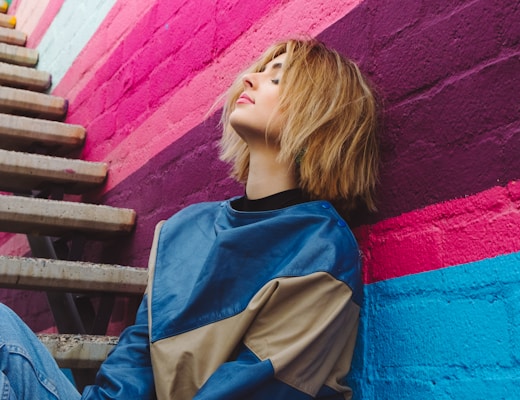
[0,195,136,237]
[0,149,107,193]
[0,113,85,153]
[0,61,51,91]
[0,26,26,46]
[0,14,15,29]
[0,86,67,120]
[38,333,118,369]
[0,255,147,294]
[0,41,37,66]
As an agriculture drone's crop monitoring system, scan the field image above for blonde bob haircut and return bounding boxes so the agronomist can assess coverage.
[220,39,379,215]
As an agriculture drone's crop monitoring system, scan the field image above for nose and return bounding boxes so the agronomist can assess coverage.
[242,73,255,88]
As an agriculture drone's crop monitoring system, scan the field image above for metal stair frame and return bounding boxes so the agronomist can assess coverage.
[24,189,119,389]
[22,187,120,332]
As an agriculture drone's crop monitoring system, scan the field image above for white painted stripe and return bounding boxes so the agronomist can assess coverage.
[36,0,117,91]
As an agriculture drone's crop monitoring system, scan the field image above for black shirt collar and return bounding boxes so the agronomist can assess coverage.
[231,188,309,212]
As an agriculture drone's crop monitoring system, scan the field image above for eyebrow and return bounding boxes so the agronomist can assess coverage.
[271,62,283,70]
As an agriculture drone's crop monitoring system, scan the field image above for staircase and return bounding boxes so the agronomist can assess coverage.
[0,5,147,388]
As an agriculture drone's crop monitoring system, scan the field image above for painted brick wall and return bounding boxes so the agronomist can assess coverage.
[350,252,520,398]
[1,0,518,398]
[322,1,519,396]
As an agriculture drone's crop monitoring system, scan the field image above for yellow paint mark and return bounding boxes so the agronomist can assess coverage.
[9,15,16,28]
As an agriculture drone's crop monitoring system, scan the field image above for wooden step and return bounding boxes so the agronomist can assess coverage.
[0,195,136,237]
[0,62,51,91]
[0,27,26,46]
[0,114,85,153]
[0,256,147,294]
[0,149,107,193]
[0,86,67,120]
[0,14,15,29]
[38,334,118,369]
[0,42,37,66]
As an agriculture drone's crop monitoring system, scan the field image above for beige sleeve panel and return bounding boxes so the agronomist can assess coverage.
[150,280,280,400]
[244,272,360,397]
[148,271,359,400]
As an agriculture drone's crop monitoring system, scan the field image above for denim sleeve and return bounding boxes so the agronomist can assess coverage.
[81,295,155,400]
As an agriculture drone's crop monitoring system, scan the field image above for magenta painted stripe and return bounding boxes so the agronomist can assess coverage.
[357,180,520,284]
[57,0,362,193]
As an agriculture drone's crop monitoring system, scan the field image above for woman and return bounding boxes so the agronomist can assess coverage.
[0,38,379,399]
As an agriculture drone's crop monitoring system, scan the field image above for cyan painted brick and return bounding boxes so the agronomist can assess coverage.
[509,291,520,365]
[437,378,520,400]
[352,252,520,399]
[362,378,438,400]
[353,376,520,400]
[367,296,510,368]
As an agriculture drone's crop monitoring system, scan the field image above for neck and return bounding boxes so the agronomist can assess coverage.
[245,146,298,200]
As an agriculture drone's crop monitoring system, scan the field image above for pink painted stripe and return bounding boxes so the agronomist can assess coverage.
[6,0,64,48]
[6,0,20,13]
[52,0,157,100]
[57,0,363,194]
[0,233,29,256]
[26,0,65,48]
[58,0,280,164]
[357,180,520,284]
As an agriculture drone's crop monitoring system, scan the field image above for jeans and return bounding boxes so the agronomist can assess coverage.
[0,303,81,400]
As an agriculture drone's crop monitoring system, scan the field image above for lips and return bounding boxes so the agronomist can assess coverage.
[236,93,254,104]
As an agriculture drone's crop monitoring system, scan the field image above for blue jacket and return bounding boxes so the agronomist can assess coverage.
[82,199,362,399]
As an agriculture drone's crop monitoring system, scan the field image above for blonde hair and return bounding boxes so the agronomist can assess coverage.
[220,39,380,215]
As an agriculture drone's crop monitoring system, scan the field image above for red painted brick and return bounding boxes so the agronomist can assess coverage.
[358,182,520,283]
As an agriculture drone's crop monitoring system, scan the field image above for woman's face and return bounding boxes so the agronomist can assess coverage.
[229,53,286,143]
